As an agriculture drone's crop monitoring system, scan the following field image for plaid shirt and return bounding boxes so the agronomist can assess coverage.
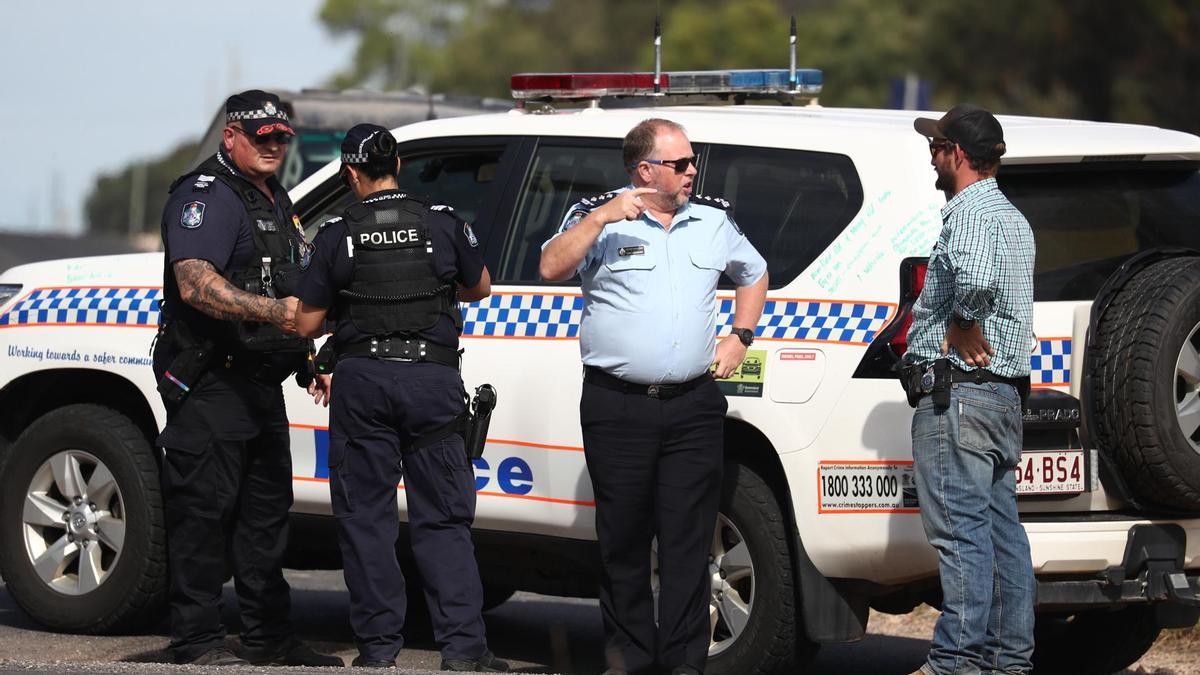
[904,177,1035,378]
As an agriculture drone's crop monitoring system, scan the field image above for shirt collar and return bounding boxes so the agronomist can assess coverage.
[941,176,998,219]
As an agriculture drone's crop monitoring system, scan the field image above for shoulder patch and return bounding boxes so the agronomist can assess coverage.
[463,221,479,248]
[561,209,588,232]
[690,193,730,210]
[319,216,343,230]
[180,201,205,229]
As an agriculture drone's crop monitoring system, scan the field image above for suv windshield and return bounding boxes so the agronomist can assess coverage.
[999,164,1200,300]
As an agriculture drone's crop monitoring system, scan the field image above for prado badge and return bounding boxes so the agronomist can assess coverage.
[181,201,206,229]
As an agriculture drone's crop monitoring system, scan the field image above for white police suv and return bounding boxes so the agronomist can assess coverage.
[2,69,1200,674]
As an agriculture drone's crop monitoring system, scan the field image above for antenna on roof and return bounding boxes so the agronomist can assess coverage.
[653,14,663,95]
[788,15,797,92]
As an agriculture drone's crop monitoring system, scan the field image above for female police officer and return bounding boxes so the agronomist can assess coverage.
[295,124,505,671]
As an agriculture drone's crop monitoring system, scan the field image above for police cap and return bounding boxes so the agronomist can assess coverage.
[341,123,397,164]
[226,90,295,137]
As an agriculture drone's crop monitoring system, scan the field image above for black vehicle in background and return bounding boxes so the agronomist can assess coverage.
[191,88,511,192]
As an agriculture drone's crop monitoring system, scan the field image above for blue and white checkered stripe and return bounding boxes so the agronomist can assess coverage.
[462,293,895,345]
[0,288,161,328]
[1031,338,1071,386]
[717,299,893,344]
[462,293,584,338]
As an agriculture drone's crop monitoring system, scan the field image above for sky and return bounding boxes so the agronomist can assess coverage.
[0,1,356,234]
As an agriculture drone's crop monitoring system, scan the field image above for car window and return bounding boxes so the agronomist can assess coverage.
[699,144,864,287]
[998,164,1200,300]
[500,140,628,283]
[295,146,507,241]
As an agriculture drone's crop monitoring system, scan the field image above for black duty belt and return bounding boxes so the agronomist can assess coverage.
[340,337,461,369]
[583,365,710,400]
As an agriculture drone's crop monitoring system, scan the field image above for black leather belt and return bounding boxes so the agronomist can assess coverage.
[951,365,1026,389]
[583,365,710,400]
[339,337,461,369]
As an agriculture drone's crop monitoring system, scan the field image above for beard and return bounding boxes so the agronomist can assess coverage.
[935,167,954,194]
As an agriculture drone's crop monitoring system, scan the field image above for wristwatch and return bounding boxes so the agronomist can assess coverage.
[731,327,755,347]
[953,314,976,331]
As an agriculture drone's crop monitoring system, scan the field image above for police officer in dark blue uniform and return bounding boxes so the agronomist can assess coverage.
[153,90,341,667]
[296,124,507,672]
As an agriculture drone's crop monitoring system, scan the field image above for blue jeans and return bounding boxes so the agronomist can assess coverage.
[912,382,1035,675]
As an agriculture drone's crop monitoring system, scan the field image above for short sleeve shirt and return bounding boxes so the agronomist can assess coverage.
[159,149,293,338]
[297,189,485,350]
[543,187,767,384]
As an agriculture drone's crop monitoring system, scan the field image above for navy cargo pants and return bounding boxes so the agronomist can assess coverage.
[327,357,489,663]
[154,363,295,663]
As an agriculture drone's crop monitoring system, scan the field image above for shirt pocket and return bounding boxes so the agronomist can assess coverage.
[689,250,725,311]
[602,247,657,312]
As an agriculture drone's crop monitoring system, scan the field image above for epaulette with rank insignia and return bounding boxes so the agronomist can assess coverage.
[689,193,731,210]
[319,216,343,230]
[578,190,622,210]
[429,203,455,213]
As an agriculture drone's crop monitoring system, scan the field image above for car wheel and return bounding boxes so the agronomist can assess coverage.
[651,462,817,675]
[1090,256,1200,510]
[0,404,166,633]
[1032,606,1161,674]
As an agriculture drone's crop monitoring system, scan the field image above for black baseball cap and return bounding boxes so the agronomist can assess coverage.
[341,123,396,164]
[913,104,1006,160]
[226,90,295,137]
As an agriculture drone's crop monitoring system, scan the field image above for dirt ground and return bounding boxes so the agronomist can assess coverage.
[868,605,1200,675]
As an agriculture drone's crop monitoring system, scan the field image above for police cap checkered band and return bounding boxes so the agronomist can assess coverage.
[341,123,396,164]
[225,89,295,137]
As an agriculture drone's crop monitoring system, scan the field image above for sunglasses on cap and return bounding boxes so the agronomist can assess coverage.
[232,125,292,147]
[641,156,698,174]
[928,140,956,157]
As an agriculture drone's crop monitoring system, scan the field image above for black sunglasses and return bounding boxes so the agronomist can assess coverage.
[928,140,955,157]
[642,155,698,174]
[232,125,292,147]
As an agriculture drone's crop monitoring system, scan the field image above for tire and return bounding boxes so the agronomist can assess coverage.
[0,404,166,633]
[700,463,818,675]
[1090,257,1200,510]
[1032,606,1161,674]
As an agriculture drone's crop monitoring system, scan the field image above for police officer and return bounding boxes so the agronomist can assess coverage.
[540,118,769,675]
[295,124,507,672]
[153,90,340,667]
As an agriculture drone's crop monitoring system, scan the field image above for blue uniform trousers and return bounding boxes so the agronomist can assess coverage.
[154,363,295,663]
[581,376,727,675]
[327,357,488,662]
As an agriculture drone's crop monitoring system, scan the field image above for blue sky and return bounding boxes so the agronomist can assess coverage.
[0,0,356,234]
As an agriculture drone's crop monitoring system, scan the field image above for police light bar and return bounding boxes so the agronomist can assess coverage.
[510,69,822,101]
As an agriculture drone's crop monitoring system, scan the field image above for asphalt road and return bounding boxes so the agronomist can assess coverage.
[0,569,933,674]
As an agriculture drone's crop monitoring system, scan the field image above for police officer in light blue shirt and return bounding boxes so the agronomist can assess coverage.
[540,118,768,675]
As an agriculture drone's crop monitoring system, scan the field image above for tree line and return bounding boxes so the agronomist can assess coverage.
[87,0,1200,236]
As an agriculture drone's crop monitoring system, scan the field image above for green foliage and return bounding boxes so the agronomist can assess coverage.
[84,140,199,237]
[316,0,1200,134]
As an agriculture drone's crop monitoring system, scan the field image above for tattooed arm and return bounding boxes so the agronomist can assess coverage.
[173,259,298,332]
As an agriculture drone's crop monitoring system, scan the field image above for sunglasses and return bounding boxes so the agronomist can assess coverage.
[642,156,698,174]
[928,140,955,157]
[232,125,292,147]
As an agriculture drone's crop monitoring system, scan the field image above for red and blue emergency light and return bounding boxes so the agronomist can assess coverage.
[510,69,823,101]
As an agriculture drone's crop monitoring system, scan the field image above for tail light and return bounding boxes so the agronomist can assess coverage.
[852,257,928,379]
[887,260,927,357]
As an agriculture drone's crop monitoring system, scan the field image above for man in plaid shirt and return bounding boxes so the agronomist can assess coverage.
[905,104,1036,675]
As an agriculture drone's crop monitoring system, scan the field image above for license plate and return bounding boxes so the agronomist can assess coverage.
[1015,450,1086,495]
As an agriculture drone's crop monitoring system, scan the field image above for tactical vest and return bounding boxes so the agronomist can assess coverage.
[340,194,460,338]
[167,153,310,354]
